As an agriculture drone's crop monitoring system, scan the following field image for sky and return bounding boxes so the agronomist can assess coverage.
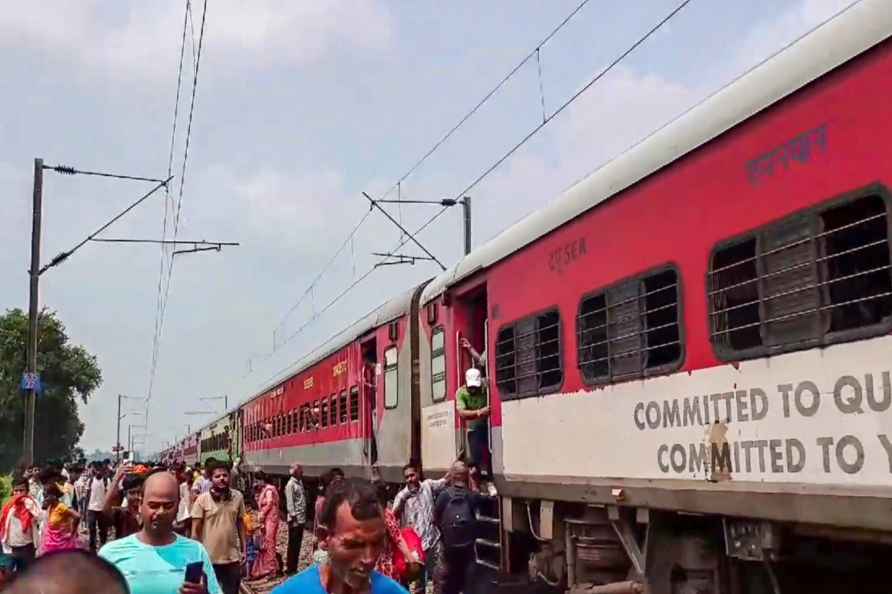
[0,0,855,455]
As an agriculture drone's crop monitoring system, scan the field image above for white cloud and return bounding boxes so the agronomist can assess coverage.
[0,1,393,81]
[733,0,855,73]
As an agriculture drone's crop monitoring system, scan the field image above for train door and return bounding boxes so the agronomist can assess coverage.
[361,337,378,467]
[453,286,490,470]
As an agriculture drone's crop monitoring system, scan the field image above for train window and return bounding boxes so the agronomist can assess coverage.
[350,387,360,421]
[709,189,892,360]
[299,405,307,432]
[330,395,338,426]
[431,328,446,402]
[291,410,298,434]
[320,400,328,428]
[577,267,682,384]
[496,309,562,400]
[339,391,348,423]
[384,347,398,409]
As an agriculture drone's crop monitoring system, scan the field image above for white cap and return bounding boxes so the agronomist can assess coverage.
[465,368,482,388]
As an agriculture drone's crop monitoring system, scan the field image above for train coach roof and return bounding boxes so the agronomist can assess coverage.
[421,0,892,305]
[244,282,424,407]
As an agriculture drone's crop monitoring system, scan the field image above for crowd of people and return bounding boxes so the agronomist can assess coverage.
[0,351,492,593]
[0,453,488,594]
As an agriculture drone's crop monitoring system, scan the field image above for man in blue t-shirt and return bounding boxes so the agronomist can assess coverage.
[99,470,221,594]
[273,479,406,594]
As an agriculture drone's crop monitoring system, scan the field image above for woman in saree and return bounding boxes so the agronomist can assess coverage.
[39,484,81,555]
[249,472,280,581]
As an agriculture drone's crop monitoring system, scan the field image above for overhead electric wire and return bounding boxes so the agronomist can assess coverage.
[274,208,373,340]
[379,0,697,269]
[148,0,191,413]
[374,0,596,204]
[271,0,597,352]
[146,0,208,414]
[266,0,693,361]
[39,177,173,275]
[45,165,166,183]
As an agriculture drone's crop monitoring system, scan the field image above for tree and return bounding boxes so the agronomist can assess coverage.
[0,308,102,472]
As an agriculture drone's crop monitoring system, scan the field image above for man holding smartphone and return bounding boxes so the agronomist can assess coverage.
[99,469,221,594]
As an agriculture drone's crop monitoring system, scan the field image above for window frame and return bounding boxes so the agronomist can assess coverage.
[576,263,685,387]
[495,306,564,401]
[430,326,447,403]
[708,185,892,362]
[384,346,399,409]
[330,395,338,426]
[349,387,360,421]
[339,390,348,424]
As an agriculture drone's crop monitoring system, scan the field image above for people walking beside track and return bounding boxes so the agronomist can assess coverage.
[312,468,345,565]
[272,479,407,594]
[191,459,246,594]
[393,462,450,594]
[73,468,90,519]
[38,483,81,555]
[176,464,195,536]
[284,463,307,575]
[374,482,422,584]
[102,466,145,540]
[99,469,221,594]
[0,477,41,575]
[434,460,482,594]
[249,471,280,582]
[85,463,109,552]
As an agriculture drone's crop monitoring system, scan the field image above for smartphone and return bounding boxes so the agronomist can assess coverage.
[184,561,204,584]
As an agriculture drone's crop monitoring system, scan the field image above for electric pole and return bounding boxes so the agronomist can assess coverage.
[461,196,471,255]
[23,158,43,467]
[116,394,123,464]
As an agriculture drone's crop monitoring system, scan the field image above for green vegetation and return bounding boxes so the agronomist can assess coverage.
[0,475,11,507]
[0,309,102,473]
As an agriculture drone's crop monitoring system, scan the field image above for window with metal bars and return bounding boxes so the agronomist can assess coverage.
[577,267,682,384]
[339,391,348,423]
[495,309,562,399]
[320,400,328,428]
[299,405,309,432]
[330,395,338,426]
[709,189,892,360]
[350,387,360,421]
[431,328,447,402]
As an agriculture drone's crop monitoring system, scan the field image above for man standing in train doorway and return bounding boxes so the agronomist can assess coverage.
[455,368,490,476]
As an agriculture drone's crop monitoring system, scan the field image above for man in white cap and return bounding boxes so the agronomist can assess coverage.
[455,368,490,473]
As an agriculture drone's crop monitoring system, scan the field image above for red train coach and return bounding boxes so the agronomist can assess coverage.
[419,2,892,592]
[242,283,428,484]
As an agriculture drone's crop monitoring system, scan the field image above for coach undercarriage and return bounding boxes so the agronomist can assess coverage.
[493,496,891,594]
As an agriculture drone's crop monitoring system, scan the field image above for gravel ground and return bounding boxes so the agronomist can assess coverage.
[242,520,314,594]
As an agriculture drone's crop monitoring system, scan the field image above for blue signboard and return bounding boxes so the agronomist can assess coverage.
[20,372,42,394]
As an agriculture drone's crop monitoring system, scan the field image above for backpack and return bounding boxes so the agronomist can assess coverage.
[439,487,476,549]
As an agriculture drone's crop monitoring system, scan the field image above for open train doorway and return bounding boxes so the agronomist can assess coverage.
[453,284,490,476]
[360,337,378,468]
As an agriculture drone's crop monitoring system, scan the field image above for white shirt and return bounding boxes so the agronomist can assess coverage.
[177,482,192,523]
[88,477,108,512]
[1,498,40,550]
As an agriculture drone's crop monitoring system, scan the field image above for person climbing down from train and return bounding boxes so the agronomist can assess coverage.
[455,368,490,475]
[392,462,451,594]
[460,338,486,375]
[433,460,483,594]
[273,479,408,594]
